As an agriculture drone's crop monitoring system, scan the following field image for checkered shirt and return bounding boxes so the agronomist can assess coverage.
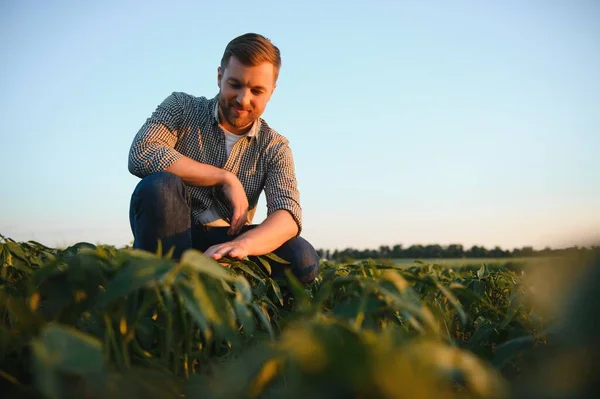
[128,92,302,235]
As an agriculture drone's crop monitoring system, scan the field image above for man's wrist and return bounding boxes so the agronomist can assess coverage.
[220,170,233,186]
[233,235,253,253]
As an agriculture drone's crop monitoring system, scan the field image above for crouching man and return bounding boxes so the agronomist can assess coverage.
[127,33,319,284]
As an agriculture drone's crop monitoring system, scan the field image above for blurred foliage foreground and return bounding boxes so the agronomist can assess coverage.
[1,234,599,399]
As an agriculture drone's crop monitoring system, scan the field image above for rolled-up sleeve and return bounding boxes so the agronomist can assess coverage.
[264,140,303,236]
[128,92,188,178]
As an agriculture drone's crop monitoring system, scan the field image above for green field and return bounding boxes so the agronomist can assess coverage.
[390,257,548,267]
[1,236,598,399]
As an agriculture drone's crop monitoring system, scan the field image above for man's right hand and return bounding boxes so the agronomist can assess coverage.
[165,158,249,235]
[222,172,249,236]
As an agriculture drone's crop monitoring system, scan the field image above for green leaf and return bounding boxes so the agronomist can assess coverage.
[97,259,173,307]
[472,280,486,297]
[176,283,212,340]
[451,285,482,303]
[27,240,55,251]
[180,249,236,282]
[234,276,253,304]
[104,367,182,399]
[270,279,284,306]
[233,296,255,336]
[191,277,224,327]
[31,323,107,399]
[63,242,97,255]
[373,280,440,336]
[155,239,163,258]
[492,335,535,369]
[263,252,291,265]
[499,286,522,329]
[251,303,275,339]
[477,265,488,279]
[432,277,468,326]
[256,256,272,275]
[233,261,265,281]
[6,295,44,331]
[467,323,498,351]
[32,323,105,375]
[6,242,28,262]
[284,269,310,311]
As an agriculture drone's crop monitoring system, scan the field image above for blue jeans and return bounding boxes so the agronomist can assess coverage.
[129,171,320,284]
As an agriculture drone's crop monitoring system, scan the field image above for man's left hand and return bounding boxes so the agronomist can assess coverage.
[203,239,251,261]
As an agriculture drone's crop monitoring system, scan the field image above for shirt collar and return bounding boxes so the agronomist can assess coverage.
[213,98,260,138]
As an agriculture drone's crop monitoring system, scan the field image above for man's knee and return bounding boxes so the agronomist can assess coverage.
[129,171,192,257]
[132,171,186,203]
[130,171,190,228]
[275,236,321,284]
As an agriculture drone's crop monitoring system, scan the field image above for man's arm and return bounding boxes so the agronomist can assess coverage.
[167,157,250,235]
[203,209,298,260]
[128,92,191,178]
[237,209,298,252]
[232,138,302,252]
[165,156,229,187]
[129,92,238,188]
[203,140,303,261]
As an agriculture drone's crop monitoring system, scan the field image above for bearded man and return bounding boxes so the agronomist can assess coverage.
[127,33,319,284]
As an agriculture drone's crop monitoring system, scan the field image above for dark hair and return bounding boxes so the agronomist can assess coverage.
[220,33,282,80]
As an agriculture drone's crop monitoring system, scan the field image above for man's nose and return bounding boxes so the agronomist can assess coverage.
[236,89,251,108]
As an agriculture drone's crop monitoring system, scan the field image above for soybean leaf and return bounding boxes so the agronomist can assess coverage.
[180,250,236,282]
[176,283,212,340]
[270,279,284,306]
[256,256,272,275]
[233,296,255,336]
[492,335,536,369]
[232,261,264,281]
[98,259,173,307]
[31,323,105,375]
[284,269,310,312]
[6,242,29,263]
[432,277,468,326]
[477,265,488,279]
[251,303,275,339]
[234,276,253,304]
[263,253,291,265]
[499,286,523,329]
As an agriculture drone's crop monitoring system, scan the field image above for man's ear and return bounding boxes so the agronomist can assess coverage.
[217,66,223,88]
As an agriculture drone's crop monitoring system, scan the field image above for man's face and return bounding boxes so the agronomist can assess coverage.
[217,56,277,134]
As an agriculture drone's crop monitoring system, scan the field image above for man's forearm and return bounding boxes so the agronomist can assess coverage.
[166,156,229,187]
[235,210,299,256]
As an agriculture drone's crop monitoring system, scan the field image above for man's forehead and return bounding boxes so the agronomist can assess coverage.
[223,58,276,84]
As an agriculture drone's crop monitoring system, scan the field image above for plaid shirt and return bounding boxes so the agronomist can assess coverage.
[128,92,302,235]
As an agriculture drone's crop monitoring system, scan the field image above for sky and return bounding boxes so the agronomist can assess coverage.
[1,0,599,251]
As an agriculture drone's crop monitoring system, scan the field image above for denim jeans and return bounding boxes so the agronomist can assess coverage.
[129,171,320,284]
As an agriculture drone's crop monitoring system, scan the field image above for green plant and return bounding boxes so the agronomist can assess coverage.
[2,234,586,399]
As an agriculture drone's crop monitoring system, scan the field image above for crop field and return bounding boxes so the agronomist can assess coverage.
[389,258,548,268]
[1,234,599,399]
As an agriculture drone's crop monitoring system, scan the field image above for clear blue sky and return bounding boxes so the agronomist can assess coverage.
[1,0,599,251]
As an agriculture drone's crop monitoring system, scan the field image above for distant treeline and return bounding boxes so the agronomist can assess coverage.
[316,244,600,261]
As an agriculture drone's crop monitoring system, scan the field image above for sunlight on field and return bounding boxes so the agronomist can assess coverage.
[1,235,598,398]
[390,257,547,267]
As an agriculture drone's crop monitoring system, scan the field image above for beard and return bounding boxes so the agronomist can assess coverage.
[218,94,258,130]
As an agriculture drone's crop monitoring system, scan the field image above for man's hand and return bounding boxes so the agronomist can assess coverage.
[204,239,251,261]
[221,172,249,236]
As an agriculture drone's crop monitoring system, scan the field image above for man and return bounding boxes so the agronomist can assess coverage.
[127,33,319,284]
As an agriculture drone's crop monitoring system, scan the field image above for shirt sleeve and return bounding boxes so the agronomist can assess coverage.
[128,92,189,178]
[264,140,303,236]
